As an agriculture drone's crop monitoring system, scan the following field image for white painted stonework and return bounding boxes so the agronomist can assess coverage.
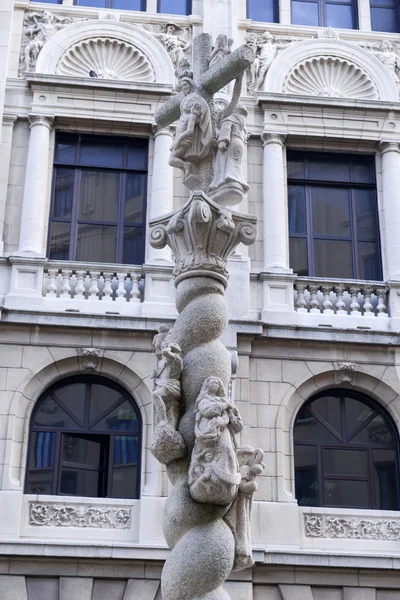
[1,0,400,598]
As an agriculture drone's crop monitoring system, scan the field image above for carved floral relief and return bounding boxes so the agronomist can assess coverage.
[305,514,400,540]
[29,502,132,529]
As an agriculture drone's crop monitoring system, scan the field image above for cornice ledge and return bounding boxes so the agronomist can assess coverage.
[256,91,400,111]
[25,73,175,95]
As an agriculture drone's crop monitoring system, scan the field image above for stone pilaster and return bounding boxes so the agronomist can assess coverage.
[0,115,17,256]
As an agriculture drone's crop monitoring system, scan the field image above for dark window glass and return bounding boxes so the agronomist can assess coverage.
[247,0,279,21]
[26,376,142,498]
[294,390,400,509]
[75,0,145,9]
[288,153,382,280]
[291,0,357,27]
[49,134,148,265]
[158,0,191,14]
[371,5,399,31]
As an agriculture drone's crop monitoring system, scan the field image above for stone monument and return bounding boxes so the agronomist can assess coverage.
[149,33,264,600]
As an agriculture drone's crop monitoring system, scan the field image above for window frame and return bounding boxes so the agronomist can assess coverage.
[73,0,146,9]
[25,375,142,499]
[294,389,400,510]
[157,0,192,15]
[287,152,382,281]
[48,133,148,265]
[246,0,280,23]
[370,0,400,32]
[290,0,358,28]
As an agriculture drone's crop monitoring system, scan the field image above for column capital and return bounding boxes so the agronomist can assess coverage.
[28,115,54,130]
[379,141,400,155]
[2,114,18,126]
[261,132,287,147]
[152,123,176,138]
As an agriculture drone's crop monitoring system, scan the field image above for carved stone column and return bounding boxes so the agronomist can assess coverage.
[17,115,54,256]
[261,132,291,273]
[261,133,295,322]
[379,141,400,280]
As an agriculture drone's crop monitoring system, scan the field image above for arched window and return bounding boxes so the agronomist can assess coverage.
[294,390,400,509]
[25,376,142,499]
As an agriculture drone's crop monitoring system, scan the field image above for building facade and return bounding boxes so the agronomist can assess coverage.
[1,0,400,598]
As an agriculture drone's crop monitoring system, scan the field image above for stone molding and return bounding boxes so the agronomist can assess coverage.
[261,132,287,147]
[284,56,378,99]
[2,114,18,126]
[28,115,54,130]
[56,37,155,81]
[264,39,399,101]
[29,502,132,529]
[304,514,400,540]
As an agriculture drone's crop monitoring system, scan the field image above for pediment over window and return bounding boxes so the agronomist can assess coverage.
[35,20,175,86]
[263,39,399,102]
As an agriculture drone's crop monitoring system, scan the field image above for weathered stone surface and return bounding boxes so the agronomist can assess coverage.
[278,585,314,600]
[26,577,58,600]
[59,576,93,599]
[91,578,126,600]
[123,579,160,599]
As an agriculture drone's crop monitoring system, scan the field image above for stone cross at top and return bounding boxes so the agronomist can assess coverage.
[155,33,255,194]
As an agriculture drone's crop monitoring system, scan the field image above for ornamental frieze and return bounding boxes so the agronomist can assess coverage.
[304,514,400,540]
[29,502,132,529]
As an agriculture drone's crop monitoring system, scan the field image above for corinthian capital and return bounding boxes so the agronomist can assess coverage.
[28,115,54,130]
[261,132,287,147]
[152,124,176,139]
[379,141,400,155]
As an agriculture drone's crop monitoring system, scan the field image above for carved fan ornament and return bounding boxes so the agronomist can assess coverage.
[56,37,155,81]
[284,56,379,99]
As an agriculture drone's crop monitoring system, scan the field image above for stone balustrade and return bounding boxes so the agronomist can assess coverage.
[294,277,388,318]
[42,261,144,316]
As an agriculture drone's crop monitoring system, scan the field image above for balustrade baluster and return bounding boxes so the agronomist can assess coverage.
[309,284,320,313]
[130,274,141,303]
[295,283,307,312]
[376,287,388,317]
[349,286,361,315]
[46,268,58,298]
[88,271,100,301]
[116,272,128,302]
[321,285,334,314]
[60,270,72,299]
[335,284,346,314]
[75,270,86,300]
[362,286,374,317]
[103,272,114,302]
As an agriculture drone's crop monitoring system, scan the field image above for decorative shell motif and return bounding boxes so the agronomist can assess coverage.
[284,56,379,100]
[56,37,155,82]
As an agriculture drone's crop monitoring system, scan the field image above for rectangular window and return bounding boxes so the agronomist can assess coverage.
[74,0,145,9]
[158,0,192,15]
[288,153,382,280]
[291,0,357,27]
[48,134,148,265]
[370,0,399,32]
[247,0,279,21]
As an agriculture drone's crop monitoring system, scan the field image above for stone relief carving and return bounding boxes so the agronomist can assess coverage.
[362,39,400,94]
[209,105,249,206]
[20,10,77,74]
[284,56,379,99]
[29,502,131,529]
[140,22,191,70]
[56,37,155,81]
[334,361,356,384]
[78,347,101,370]
[317,26,340,39]
[150,327,186,465]
[305,514,400,540]
[245,31,291,94]
[188,376,243,506]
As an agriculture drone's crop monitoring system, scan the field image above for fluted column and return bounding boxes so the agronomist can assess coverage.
[17,115,53,256]
[379,142,400,280]
[147,125,175,264]
[261,132,292,273]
